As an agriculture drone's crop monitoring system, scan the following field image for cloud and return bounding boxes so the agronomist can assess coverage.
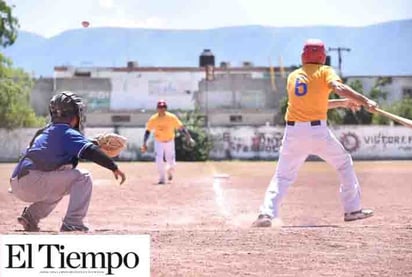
[91,16,168,29]
[99,0,114,9]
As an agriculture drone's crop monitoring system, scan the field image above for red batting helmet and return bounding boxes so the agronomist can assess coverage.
[301,39,326,65]
[157,99,167,109]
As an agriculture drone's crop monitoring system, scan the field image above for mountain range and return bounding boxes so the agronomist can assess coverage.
[2,19,412,77]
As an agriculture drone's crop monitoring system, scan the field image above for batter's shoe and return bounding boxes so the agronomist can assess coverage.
[344,209,374,222]
[60,222,89,232]
[157,180,166,185]
[17,207,40,232]
[252,214,272,227]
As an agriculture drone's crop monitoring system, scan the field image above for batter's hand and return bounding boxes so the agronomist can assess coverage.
[365,99,378,113]
[140,144,147,153]
[345,99,361,113]
[113,169,126,185]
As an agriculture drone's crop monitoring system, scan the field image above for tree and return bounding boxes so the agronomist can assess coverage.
[0,2,45,129]
[372,97,412,125]
[174,109,213,161]
[340,78,389,125]
[0,0,19,47]
[0,54,46,129]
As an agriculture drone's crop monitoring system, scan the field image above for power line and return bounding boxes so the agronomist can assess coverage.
[328,47,351,76]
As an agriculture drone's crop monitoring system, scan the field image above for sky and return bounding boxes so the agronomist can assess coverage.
[6,0,412,38]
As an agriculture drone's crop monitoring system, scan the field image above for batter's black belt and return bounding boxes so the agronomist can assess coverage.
[287,120,321,126]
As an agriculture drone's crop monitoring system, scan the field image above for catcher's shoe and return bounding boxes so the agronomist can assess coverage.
[60,222,89,232]
[17,207,40,232]
[344,209,374,222]
[252,214,272,228]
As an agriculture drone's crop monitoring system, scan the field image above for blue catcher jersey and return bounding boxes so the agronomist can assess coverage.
[11,123,93,178]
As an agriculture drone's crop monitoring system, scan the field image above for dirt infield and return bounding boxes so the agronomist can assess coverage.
[1,161,412,276]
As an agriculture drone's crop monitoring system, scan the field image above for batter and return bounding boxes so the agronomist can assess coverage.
[252,39,377,227]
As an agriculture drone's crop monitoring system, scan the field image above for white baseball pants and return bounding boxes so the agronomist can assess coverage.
[260,120,362,218]
[155,140,176,182]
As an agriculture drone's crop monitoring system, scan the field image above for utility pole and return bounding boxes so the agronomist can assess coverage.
[328,47,351,76]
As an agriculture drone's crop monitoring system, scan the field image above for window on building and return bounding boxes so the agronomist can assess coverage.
[230,115,242,123]
[74,71,91,77]
[112,115,131,123]
[402,87,412,98]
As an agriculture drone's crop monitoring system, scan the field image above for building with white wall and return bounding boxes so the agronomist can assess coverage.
[31,62,289,127]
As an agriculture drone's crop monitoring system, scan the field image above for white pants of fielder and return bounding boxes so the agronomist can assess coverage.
[155,140,176,182]
[260,120,362,218]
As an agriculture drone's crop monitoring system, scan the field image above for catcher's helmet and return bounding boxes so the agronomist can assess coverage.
[49,91,85,132]
[157,99,167,109]
[301,39,326,65]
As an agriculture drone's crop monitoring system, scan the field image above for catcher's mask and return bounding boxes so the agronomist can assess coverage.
[49,91,86,132]
[157,99,167,109]
[301,39,326,65]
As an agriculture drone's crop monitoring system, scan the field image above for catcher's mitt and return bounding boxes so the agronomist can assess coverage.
[94,133,127,158]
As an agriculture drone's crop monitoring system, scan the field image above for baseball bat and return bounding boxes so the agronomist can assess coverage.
[376,108,412,128]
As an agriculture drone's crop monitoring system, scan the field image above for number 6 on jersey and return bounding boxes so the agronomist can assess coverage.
[294,78,308,96]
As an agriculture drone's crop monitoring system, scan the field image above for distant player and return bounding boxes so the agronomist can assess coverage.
[10,91,126,232]
[252,39,377,227]
[141,100,195,184]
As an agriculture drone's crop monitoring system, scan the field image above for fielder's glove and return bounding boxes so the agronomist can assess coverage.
[186,138,196,148]
[93,133,127,158]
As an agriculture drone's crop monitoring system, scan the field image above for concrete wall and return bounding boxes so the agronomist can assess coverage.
[2,126,412,163]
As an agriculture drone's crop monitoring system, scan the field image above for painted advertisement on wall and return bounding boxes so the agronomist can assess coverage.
[1,126,411,162]
[333,126,412,159]
[208,126,412,160]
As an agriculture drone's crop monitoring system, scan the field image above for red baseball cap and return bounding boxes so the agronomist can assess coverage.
[157,99,167,108]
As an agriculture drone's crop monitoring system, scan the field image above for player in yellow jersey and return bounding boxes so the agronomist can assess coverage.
[252,39,378,227]
[141,100,195,184]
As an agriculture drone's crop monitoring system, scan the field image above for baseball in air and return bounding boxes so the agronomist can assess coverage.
[81,21,90,28]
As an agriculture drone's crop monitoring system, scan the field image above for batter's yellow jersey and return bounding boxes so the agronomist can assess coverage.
[285,64,341,122]
[146,111,183,141]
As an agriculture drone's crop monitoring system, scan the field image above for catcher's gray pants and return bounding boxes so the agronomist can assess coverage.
[260,121,362,219]
[11,165,92,227]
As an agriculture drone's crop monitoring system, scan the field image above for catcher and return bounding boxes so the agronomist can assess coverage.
[9,91,126,232]
[141,99,195,184]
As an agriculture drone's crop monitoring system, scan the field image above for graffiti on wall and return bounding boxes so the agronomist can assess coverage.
[80,91,111,111]
[148,80,192,95]
[210,127,283,160]
[1,126,412,161]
